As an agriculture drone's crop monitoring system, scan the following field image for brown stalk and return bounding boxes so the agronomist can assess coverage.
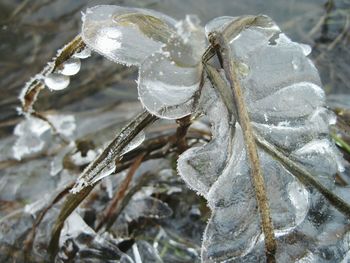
[208,20,277,261]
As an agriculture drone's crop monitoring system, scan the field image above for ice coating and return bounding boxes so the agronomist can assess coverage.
[226,15,343,177]
[82,5,177,66]
[204,16,237,36]
[121,131,145,155]
[177,81,232,196]
[137,13,206,118]
[73,47,91,59]
[176,15,344,262]
[138,52,201,119]
[82,5,206,119]
[71,131,145,193]
[178,86,309,261]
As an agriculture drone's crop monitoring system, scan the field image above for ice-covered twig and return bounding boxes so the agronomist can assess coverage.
[20,35,86,114]
[208,17,277,260]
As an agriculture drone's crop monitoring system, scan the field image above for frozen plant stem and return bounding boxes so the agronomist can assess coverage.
[49,110,157,258]
[73,110,157,186]
[208,27,277,262]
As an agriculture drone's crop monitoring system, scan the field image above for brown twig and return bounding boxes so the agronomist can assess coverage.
[208,16,277,262]
[174,115,192,154]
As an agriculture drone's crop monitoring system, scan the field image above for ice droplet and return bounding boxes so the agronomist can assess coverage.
[89,163,116,185]
[44,73,70,90]
[73,47,92,59]
[59,58,81,76]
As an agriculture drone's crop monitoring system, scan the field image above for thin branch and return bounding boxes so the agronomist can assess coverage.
[208,18,277,261]
[174,115,192,154]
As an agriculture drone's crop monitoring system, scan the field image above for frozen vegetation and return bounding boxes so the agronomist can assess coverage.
[1,3,350,263]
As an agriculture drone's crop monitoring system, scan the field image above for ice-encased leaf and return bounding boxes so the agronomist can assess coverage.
[178,16,344,262]
[82,5,206,119]
[12,114,76,160]
[82,5,177,66]
[179,85,310,261]
[138,52,202,119]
